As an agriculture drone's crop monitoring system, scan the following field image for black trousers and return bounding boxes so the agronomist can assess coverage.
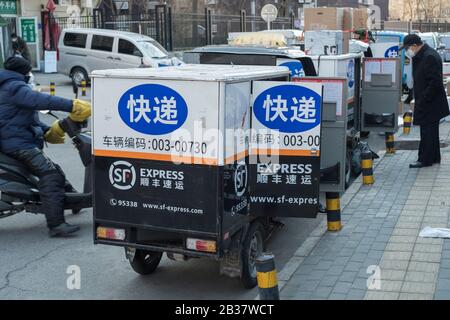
[9,148,67,228]
[418,122,441,165]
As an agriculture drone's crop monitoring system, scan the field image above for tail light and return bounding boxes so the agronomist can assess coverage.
[186,238,216,253]
[96,226,126,241]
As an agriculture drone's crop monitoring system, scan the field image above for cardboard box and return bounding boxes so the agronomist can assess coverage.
[304,7,344,31]
[305,30,350,55]
[353,8,370,30]
[343,8,354,31]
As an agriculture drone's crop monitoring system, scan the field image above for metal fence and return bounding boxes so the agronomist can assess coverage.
[47,5,296,52]
[411,21,450,33]
[374,20,450,33]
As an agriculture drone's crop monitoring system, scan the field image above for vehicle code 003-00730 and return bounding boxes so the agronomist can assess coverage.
[174,304,274,317]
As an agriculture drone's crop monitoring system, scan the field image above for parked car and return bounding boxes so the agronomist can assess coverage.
[57,28,182,85]
[439,33,450,62]
[419,32,446,61]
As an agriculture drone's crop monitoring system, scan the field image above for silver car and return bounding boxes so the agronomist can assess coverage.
[57,28,182,85]
[439,33,450,62]
[419,32,446,61]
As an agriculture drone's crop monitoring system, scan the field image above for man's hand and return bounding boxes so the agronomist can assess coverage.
[70,99,92,122]
[44,121,65,144]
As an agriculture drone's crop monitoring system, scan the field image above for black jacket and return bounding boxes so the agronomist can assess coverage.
[412,43,449,125]
[0,70,73,154]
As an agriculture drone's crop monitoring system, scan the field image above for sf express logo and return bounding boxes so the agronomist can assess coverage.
[109,161,136,190]
[253,84,321,133]
[234,162,248,197]
[118,84,188,135]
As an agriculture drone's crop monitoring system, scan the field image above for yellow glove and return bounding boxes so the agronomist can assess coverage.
[70,99,92,122]
[44,121,65,144]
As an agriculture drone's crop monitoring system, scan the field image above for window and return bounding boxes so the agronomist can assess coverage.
[91,35,114,52]
[63,32,87,48]
[137,40,168,58]
[118,39,142,57]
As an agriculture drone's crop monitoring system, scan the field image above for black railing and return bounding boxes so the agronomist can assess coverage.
[46,6,298,52]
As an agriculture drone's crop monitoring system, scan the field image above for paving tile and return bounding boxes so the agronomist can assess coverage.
[410,252,442,263]
[401,281,435,294]
[328,293,347,300]
[346,289,366,300]
[434,289,450,300]
[319,275,339,287]
[384,242,415,252]
[413,243,443,253]
[380,280,403,292]
[405,271,438,283]
[338,271,358,283]
[332,282,353,294]
[380,269,406,281]
[382,251,412,261]
[379,259,409,270]
[436,278,450,291]
[365,291,400,300]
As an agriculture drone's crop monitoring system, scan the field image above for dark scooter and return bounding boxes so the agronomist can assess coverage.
[0,85,92,219]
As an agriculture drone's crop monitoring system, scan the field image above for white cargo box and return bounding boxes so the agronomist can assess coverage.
[91,64,291,167]
[304,30,350,56]
[309,53,362,103]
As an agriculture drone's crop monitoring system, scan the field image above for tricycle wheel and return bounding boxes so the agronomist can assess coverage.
[129,249,163,275]
[240,222,265,289]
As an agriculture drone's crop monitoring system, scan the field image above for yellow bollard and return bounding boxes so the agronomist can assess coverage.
[361,150,374,185]
[403,112,412,135]
[256,253,280,300]
[50,82,55,96]
[326,192,342,231]
[385,132,395,154]
[81,80,87,96]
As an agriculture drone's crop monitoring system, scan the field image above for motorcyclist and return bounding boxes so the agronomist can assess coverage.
[0,56,91,237]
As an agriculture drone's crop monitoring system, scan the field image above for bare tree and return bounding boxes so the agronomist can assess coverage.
[97,0,117,15]
[403,0,416,20]
[417,0,441,21]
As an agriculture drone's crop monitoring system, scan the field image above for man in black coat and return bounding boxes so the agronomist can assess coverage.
[400,34,449,168]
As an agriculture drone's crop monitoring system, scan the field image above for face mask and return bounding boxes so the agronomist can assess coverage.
[406,48,415,58]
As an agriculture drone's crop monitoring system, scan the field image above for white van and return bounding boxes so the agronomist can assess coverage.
[58,28,182,85]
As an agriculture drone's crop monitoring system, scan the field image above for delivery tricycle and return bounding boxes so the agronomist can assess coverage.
[92,64,323,288]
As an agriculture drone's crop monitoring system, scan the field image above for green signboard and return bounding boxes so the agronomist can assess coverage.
[21,18,36,43]
[0,1,17,15]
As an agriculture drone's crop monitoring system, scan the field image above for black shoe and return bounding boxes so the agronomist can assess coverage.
[409,161,432,168]
[48,223,80,237]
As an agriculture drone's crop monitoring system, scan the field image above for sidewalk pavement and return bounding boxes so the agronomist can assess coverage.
[278,120,450,300]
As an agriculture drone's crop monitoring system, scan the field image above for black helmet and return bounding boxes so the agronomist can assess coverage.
[4,56,32,75]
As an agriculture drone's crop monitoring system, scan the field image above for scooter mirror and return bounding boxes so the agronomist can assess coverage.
[72,82,79,98]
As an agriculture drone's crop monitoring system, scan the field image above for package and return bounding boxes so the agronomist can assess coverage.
[305,30,350,55]
[304,7,345,31]
[343,8,354,31]
[353,8,370,30]
[349,39,369,54]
